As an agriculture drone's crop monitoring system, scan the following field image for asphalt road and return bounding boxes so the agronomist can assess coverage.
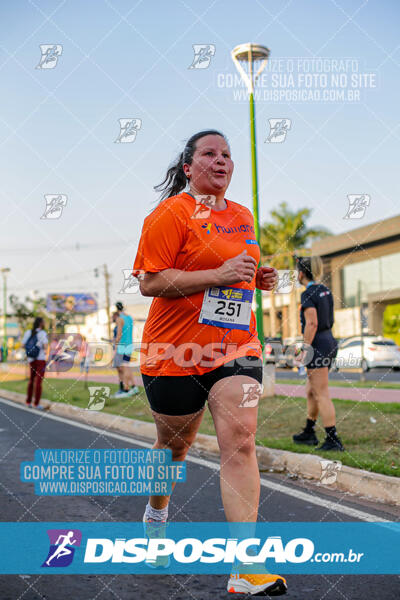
[0,397,399,600]
[276,366,400,383]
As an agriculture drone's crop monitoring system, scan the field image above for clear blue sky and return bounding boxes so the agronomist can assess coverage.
[1,0,399,307]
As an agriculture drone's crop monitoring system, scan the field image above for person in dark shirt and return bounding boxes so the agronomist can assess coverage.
[292,256,344,451]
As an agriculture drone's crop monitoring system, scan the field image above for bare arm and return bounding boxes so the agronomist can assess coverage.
[139,250,258,298]
[303,307,318,345]
[41,333,48,355]
[140,268,220,298]
[114,317,124,345]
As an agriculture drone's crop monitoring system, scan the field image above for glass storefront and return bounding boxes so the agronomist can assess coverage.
[341,251,400,307]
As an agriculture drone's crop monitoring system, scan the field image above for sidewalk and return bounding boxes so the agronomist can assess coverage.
[275,382,400,403]
[50,371,400,403]
[45,368,398,404]
[2,364,398,403]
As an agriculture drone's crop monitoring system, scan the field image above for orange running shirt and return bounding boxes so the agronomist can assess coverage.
[132,192,262,376]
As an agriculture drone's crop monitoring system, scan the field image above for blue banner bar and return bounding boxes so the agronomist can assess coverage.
[0,522,398,574]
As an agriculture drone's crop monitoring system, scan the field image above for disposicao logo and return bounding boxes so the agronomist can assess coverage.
[42,529,82,567]
[83,535,314,564]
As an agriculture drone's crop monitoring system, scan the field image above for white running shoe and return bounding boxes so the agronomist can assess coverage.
[143,515,170,569]
[126,386,140,396]
[112,390,130,399]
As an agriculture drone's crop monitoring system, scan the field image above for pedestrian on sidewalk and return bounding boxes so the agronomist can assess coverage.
[22,317,48,410]
[112,302,139,398]
[79,335,91,387]
[292,256,344,451]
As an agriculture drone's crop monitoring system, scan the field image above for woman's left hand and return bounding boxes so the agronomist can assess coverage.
[256,266,278,291]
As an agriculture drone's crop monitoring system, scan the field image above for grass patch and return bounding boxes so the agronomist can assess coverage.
[0,377,155,424]
[1,377,399,478]
[258,395,400,477]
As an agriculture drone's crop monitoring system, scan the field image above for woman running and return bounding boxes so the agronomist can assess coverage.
[293,256,344,451]
[132,130,287,596]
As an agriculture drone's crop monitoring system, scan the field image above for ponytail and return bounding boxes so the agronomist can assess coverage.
[154,151,188,201]
[154,129,229,202]
[310,256,323,283]
[296,256,324,283]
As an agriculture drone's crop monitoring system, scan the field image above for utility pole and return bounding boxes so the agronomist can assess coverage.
[103,264,112,340]
[231,43,270,355]
[1,268,10,362]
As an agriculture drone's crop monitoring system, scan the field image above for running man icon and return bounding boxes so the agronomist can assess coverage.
[47,334,81,372]
[42,529,82,567]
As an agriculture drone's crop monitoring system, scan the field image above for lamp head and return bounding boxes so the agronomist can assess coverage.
[231,43,270,63]
[231,43,270,93]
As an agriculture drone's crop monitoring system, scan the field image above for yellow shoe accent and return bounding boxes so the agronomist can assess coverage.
[227,572,287,596]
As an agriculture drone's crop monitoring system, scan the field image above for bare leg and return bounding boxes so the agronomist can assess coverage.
[148,409,205,510]
[208,375,261,522]
[116,366,126,390]
[306,377,318,421]
[307,368,336,427]
[122,365,134,389]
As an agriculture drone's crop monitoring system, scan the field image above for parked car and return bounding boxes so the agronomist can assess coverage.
[332,336,400,372]
[264,337,283,364]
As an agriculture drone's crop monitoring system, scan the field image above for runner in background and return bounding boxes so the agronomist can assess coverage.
[22,317,48,410]
[293,256,344,451]
[132,130,286,596]
[112,302,139,398]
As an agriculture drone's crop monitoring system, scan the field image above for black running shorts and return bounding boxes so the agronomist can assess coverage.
[308,330,338,370]
[142,356,263,416]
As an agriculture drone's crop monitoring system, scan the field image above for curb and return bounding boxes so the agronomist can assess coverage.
[2,389,399,507]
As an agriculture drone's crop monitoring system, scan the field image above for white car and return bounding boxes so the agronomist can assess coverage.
[333,336,400,372]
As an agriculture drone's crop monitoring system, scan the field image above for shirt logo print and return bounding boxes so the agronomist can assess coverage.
[201,222,212,234]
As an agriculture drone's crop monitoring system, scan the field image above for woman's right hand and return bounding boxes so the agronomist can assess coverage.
[215,250,257,285]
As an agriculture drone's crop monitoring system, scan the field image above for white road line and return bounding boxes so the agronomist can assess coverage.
[0,396,391,523]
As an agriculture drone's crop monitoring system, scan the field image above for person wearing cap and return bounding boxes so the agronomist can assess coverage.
[293,256,344,451]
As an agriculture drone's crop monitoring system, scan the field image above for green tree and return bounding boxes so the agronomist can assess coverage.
[383,303,400,346]
[260,202,330,337]
[9,293,76,335]
[260,202,330,268]
[9,293,47,334]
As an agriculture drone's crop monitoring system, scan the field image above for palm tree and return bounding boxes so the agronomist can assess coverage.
[260,202,330,337]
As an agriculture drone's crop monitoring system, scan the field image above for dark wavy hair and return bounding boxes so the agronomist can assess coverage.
[31,316,44,336]
[154,130,229,201]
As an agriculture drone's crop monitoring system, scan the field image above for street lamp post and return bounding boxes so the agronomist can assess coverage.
[358,279,366,383]
[231,43,270,353]
[1,268,10,362]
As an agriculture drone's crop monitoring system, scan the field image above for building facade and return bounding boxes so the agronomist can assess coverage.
[312,215,400,341]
